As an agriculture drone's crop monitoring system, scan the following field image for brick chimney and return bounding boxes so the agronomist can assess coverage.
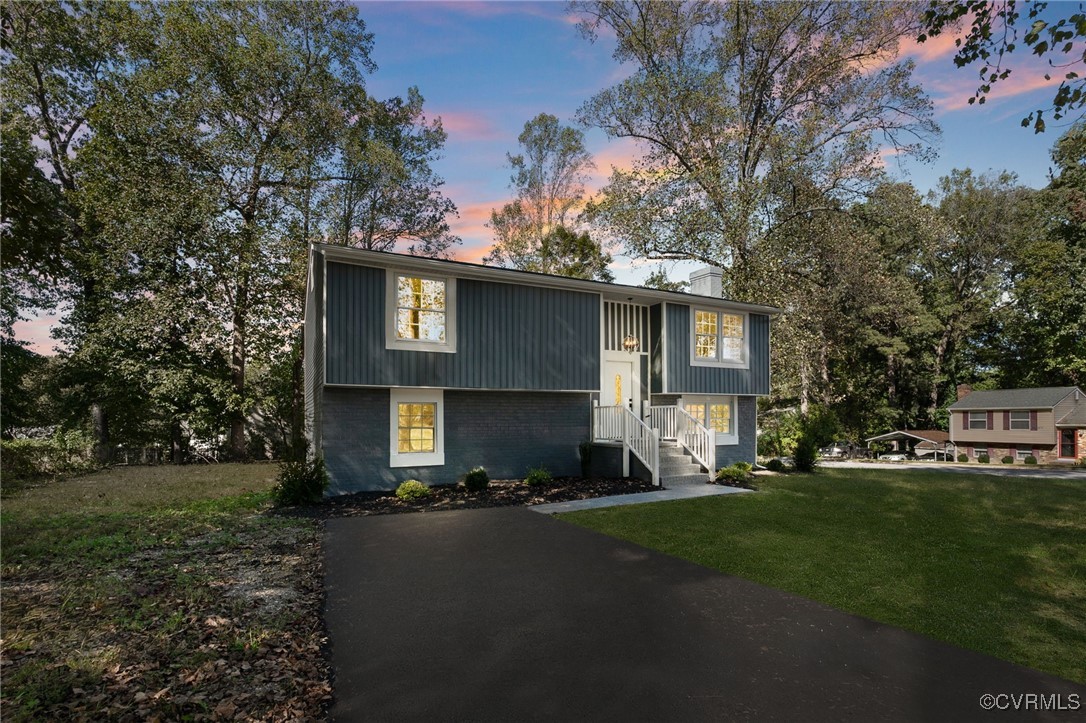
[689,266,723,297]
[956,384,973,401]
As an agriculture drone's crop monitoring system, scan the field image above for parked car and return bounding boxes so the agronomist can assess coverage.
[879,453,908,461]
[819,441,853,457]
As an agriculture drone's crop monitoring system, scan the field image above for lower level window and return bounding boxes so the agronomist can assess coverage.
[390,389,444,467]
[973,445,988,458]
[1015,447,1031,460]
[681,395,738,445]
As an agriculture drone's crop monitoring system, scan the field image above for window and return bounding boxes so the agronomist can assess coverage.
[681,396,737,444]
[691,309,747,367]
[968,411,987,430]
[386,271,456,352]
[1009,411,1030,430]
[1060,429,1077,459]
[389,389,444,467]
[973,445,988,458]
[1015,447,1031,460]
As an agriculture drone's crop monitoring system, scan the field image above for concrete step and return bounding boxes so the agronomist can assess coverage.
[662,473,712,486]
[659,460,704,475]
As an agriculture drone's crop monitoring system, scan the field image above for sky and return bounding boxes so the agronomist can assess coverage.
[13,0,1082,353]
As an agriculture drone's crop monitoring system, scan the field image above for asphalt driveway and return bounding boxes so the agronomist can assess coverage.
[324,507,1084,722]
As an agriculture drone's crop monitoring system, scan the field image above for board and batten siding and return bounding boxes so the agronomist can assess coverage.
[664,304,770,395]
[324,261,600,390]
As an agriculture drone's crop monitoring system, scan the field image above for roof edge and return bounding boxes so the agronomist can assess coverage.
[312,243,783,315]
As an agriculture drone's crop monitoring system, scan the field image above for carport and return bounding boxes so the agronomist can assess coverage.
[866,429,954,460]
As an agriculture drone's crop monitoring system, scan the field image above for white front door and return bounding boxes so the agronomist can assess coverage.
[603,359,637,411]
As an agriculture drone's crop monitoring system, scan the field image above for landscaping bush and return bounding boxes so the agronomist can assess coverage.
[1025,455,1038,465]
[396,479,431,501]
[1001,455,1014,464]
[463,466,489,491]
[793,434,818,473]
[978,454,990,464]
[957,453,969,463]
[273,455,328,506]
[578,440,593,477]
[766,458,787,473]
[0,430,97,482]
[715,464,754,486]
[525,466,552,486]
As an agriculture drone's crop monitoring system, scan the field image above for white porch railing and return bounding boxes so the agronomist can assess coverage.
[646,405,678,440]
[676,406,716,474]
[593,403,660,486]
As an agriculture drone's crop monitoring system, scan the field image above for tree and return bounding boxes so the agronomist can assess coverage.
[573,0,938,301]
[536,226,614,282]
[125,0,376,458]
[485,113,596,271]
[2,0,153,460]
[919,1,1086,132]
[997,123,1086,384]
[323,88,460,257]
[918,170,1033,415]
[641,268,689,292]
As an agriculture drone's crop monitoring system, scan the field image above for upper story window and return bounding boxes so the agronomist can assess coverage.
[386,271,456,353]
[1009,411,1030,430]
[691,309,747,368]
[968,411,987,430]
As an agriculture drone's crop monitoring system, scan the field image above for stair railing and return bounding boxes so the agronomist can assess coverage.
[593,403,660,486]
[676,406,715,474]
[645,405,678,440]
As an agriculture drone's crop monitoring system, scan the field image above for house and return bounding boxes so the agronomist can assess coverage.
[865,430,953,460]
[948,385,1086,463]
[303,244,777,495]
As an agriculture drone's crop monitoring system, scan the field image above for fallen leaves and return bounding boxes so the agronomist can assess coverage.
[1,513,331,722]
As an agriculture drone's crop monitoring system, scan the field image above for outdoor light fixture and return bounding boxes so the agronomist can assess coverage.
[622,334,640,353]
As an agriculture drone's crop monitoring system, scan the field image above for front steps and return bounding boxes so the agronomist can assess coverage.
[658,443,710,487]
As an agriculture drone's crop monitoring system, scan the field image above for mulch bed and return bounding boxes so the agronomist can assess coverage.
[289,477,658,518]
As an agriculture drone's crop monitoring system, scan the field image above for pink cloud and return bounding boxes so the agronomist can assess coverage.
[899,31,962,65]
[11,313,65,355]
[586,137,641,189]
[926,64,1063,113]
[435,110,503,142]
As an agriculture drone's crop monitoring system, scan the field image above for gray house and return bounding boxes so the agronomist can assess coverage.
[304,244,777,495]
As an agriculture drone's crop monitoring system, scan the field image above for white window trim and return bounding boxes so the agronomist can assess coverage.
[973,445,988,457]
[1009,411,1030,430]
[389,388,445,468]
[968,411,987,430]
[1015,447,1032,460]
[385,269,457,353]
[690,308,749,369]
[680,395,739,446]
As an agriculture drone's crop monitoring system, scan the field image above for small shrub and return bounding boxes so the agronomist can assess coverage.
[978,453,990,464]
[957,453,968,463]
[463,466,489,491]
[273,455,328,506]
[1001,455,1014,464]
[793,434,818,473]
[766,458,787,473]
[715,464,754,486]
[1025,455,1038,465]
[578,440,593,477]
[396,479,431,501]
[525,466,552,486]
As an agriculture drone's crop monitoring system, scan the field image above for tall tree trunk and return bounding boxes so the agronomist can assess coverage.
[91,402,111,464]
[171,420,184,465]
[229,275,249,459]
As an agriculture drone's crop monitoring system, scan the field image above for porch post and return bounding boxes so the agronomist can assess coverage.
[622,407,630,477]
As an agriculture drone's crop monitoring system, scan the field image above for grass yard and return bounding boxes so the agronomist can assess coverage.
[560,467,1086,684]
[1,463,329,722]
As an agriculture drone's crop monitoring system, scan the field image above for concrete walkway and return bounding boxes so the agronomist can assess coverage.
[324,508,1084,722]
[529,481,750,513]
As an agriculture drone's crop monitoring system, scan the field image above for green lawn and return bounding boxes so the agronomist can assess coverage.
[559,468,1086,684]
[1,463,328,721]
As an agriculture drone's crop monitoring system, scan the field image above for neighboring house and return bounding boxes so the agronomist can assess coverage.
[948,386,1086,463]
[865,430,953,460]
[303,245,777,495]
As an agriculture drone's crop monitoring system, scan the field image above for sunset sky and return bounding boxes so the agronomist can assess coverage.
[14,0,1082,352]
